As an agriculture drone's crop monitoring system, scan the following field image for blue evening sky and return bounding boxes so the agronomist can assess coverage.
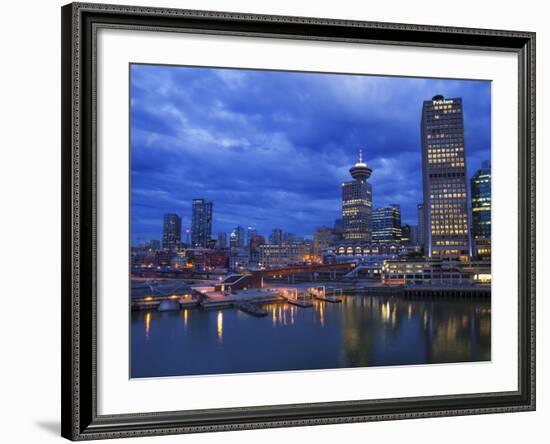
[130,64,491,244]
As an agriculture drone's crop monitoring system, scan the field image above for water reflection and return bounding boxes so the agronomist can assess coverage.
[131,294,491,378]
[217,311,223,342]
[144,312,151,340]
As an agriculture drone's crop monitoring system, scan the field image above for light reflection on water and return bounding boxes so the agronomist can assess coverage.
[131,294,491,378]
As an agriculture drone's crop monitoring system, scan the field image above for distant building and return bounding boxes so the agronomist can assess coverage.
[417,203,425,250]
[147,239,161,251]
[372,204,402,243]
[269,228,283,245]
[471,161,491,259]
[229,247,250,272]
[191,199,213,247]
[230,226,245,248]
[342,149,373,241]
[246,227,257,247]
[162,213,181,252]
[259,243,309,268]
[283,232,304,243]
[401,224,418,246]
[248,234,266,267]
[313,227,334,257]
[186,248,228,272]
[421,95,470,260]
[217,232,228,249]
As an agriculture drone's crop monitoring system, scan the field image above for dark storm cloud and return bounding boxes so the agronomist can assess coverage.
[130,64,491,243]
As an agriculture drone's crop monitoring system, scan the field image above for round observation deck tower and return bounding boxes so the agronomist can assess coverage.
[349,148,372,181]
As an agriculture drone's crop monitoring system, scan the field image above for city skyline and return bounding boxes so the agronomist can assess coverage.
[131,64,491,243]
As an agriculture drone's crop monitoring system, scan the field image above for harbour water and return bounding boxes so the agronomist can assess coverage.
[131,293,490,378]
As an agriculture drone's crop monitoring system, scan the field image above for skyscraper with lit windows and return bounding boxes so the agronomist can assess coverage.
[342,149,373,242]
[191,199,212,247]
[421,95,470,260]
[372,204,402,243]
[162,213,181,252]
[471,161,491,259]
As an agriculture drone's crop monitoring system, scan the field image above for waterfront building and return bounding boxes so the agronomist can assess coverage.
[230,226,245,248]
[471,161,491,260]
[372,204,402,243]
[421,95,470,260]
[381,259,491,286]
[191,199,213,247]
[217,232,228,249]
[258,243,309,269]
[313,226,334,257]
[162,213,181,252]
[342,149,373,241]
[269,228,283,245]
[322,242,405,279]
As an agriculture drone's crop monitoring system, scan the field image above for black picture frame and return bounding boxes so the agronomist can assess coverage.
[61,2,536,440]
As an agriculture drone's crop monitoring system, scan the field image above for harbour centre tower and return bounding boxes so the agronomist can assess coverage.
[342,149,373,242]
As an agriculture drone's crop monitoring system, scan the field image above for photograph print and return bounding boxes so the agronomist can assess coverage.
[130,64,492,379]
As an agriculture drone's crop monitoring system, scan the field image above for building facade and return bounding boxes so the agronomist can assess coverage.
[269,228,283,245]
[342,149,373,241]
[191,199,213,247]
[216,232,227,249]
[372,204,402,243]
[471,160,491,259]
[162,213,181,252]
[381,259,491,286]
[313,226,334,257]
[417,203,425,251]
[421,95,470,260]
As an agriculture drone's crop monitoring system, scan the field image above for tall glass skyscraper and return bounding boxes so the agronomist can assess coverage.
[342,149,373,242]
[471,160,491,259]
[421,95,470,260]
[191,198,213,247]
[162,213,181,252]
[371,204,402,243]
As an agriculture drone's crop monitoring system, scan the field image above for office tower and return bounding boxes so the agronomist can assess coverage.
[191,198,213,247]
[421,95,470,260]
[371,204,402,243]
[230,226,245,248]
[162,213,181,252]
[401,224,411,244]
[342,149,373,241]
[217,232,228,249]
[471,160,491,259]
[270,228,283,245]
[313,226,334,257]
[417,203,425,250]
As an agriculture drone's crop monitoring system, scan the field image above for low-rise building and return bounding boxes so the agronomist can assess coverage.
[381,259,491,286]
